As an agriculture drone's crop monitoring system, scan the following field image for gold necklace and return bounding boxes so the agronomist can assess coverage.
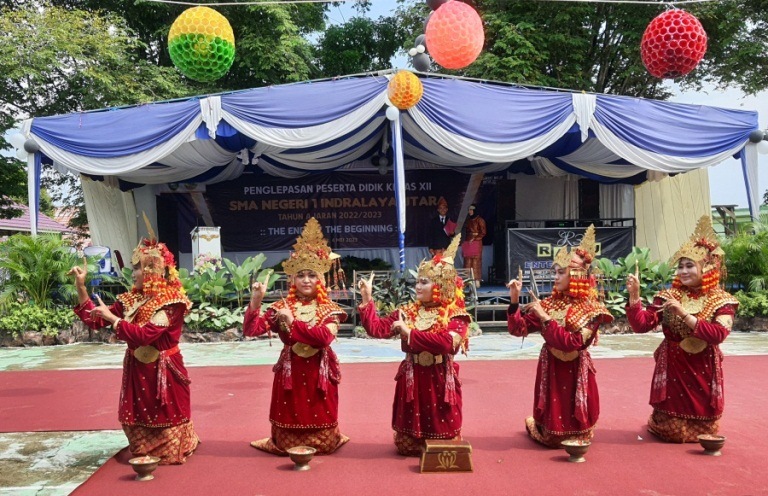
[414,307,439,331]
[294,301,318,325]
[679,292,705,315]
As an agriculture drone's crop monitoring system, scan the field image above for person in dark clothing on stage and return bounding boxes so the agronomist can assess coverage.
[428,197,456,256]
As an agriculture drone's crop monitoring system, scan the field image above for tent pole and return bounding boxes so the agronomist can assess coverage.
[740,144,760,221]
[391,110,406,272]
[26,152,40,236]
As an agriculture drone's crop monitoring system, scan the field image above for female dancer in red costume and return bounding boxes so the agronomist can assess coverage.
[71,224,198,464]
[626,215,737,442]
[358,235,470,456]
[243,217,349,455]
[507,225,612,447]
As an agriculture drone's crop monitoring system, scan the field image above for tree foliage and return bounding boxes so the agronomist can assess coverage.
[397,0,768,99]
[0,155,25,220]
[3,0,766,226]
[315,16,408,76]
[0,3,193,225]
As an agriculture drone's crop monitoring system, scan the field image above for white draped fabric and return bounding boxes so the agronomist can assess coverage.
[599,183,634,221]
[81,177,138,264]
[12,74,761,240]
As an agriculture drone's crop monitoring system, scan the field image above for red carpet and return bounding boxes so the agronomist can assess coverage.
[3,357,768,495]
[0,369,122,432]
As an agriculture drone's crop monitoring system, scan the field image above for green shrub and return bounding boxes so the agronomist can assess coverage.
[594,246,674,317]
[0,234,106,308]
[733,291,768,318]
[178,254,279,308]
[373,269,417,314]
[0,303,75,338]
[721,220,768,292]
[184,302,244,332]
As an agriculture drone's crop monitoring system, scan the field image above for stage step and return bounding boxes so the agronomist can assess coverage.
[475,304,510,324]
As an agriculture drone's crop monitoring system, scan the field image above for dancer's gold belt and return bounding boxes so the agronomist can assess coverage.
[548,346,578,362]
[410,352,444,367]
[130,345,179,364]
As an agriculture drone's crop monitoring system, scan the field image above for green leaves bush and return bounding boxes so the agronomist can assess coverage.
[372,269,417,314]
[733,291,768,318]
[721,220,768,292]
[179,254,280,309]
[0,302,75,338]
[594,246,674,317]
[184,302,245,332]
[0,234,82,308]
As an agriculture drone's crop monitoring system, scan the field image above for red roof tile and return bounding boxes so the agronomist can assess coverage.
[0,202,71,233]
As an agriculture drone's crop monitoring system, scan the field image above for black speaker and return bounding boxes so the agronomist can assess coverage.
[544,220,574,228]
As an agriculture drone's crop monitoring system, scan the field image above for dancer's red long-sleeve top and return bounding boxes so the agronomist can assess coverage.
[508,294,612,435]
[243,299,346,429]
[75,296,192,428]
[626,287,737,419]
[358,301,470,439]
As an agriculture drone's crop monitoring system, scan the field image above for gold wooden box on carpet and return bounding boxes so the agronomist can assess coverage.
[420,440,473,473]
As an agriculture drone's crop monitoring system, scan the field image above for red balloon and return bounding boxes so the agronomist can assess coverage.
[641,9,707,79]
[425,1,484,70]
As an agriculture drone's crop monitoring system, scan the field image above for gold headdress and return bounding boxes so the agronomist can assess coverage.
[418,234,461,301]
[282,217,336,276]
[553,224,597,271]
[553,225,597,299]
[124,213,189,309]
[131,213,177,278]
[670,215,724,270]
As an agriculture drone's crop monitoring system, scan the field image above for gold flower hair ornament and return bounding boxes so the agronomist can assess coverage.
[670,215,724,272]
[282,217,337,276]
[418,234,461,301]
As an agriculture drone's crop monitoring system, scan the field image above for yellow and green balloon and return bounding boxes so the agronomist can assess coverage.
[168,7,235,82]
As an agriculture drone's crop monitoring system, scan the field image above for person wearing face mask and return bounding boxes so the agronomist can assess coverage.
[626,215,737,443]
[70,219,198,464]
[244,217,349,455]
[357,235,471,456]
[506,225,613,448]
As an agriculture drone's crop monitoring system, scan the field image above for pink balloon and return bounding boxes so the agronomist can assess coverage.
[425,1,484,70]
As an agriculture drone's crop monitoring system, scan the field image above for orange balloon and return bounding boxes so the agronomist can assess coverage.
[425,1,484,70]
[388,71,424,110]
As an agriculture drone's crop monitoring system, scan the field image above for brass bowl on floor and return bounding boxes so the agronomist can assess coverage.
[697,434,726,456]
[561,440,591,463]
[128,456,160,481]
[287,446,317,471]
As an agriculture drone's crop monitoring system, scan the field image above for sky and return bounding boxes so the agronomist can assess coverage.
[333,0,768,210]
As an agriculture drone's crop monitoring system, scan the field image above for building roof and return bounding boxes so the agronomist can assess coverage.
[0,202,71,234]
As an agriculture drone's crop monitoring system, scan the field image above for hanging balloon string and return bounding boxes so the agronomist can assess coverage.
[141,0,357,5]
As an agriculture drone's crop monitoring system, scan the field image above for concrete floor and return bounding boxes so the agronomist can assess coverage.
[2,331,768,495]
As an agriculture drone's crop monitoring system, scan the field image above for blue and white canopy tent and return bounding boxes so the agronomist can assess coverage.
[12,72,761,270]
